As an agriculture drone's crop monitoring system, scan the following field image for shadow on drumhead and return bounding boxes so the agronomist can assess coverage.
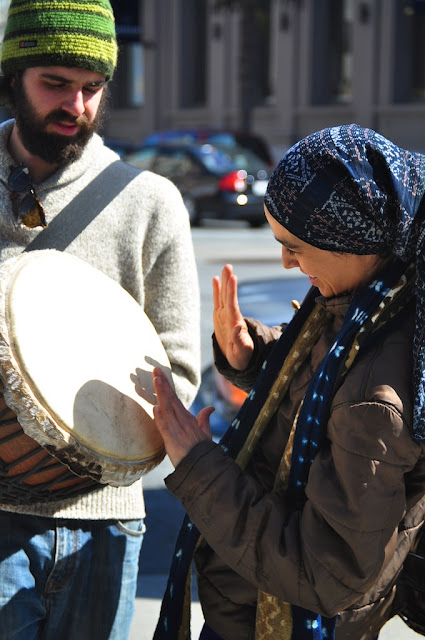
[73,377,164,461]
[130,368,158,407]
[131,360,174,404]
[142,357,174,385]
[131,359,173,407]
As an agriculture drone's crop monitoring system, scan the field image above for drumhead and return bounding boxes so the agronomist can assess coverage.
[0,250,172,486]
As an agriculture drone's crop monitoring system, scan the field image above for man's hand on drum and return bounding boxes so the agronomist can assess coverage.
[213,264,254,371]
[153,367,215,468]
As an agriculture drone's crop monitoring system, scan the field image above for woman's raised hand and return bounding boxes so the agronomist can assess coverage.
[212,264,254,371]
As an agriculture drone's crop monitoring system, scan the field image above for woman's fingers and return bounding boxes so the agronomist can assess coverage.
[213,264,241,321]
[153,367,184,419]
[197,406,215,437]
[152,368,213,467]
[227,272,240,318]
[219,264,233,308]
[212,263,254,369]
[212,275,221,311]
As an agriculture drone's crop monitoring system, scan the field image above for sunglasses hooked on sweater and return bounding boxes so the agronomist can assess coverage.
[8,164,47,228]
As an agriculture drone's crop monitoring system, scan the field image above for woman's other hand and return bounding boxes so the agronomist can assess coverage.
[212,264,254,371]
[152,367,214,468]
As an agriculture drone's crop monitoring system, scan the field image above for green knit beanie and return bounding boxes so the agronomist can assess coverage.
[1,0,118,80]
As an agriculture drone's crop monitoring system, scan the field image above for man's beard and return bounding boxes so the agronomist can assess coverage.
[12,77,109,166]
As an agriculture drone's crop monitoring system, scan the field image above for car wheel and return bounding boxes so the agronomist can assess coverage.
[183,194,200,226]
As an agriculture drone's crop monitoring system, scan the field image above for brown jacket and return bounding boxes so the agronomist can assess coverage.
[166,294,425,640]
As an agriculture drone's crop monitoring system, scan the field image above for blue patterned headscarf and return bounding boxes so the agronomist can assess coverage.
[264,123,425,441]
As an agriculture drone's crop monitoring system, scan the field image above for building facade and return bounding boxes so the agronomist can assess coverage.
[106,0,425,161]
[1,1,424,159]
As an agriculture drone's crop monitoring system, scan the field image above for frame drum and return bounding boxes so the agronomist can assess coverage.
[0,250,172,503]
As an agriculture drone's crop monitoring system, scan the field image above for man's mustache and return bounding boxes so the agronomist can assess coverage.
[44,110,90,127]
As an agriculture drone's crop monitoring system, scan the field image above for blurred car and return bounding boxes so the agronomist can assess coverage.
[142,128,274,167]
[190,275,312,438]
[124,142,270,227]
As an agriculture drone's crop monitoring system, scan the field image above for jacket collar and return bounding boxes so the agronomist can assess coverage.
[315,292,352,318]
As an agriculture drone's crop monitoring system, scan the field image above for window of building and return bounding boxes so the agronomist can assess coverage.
[311,0,353,105]
[0,0,10,44]
[109,0,144,108]
[179,0,207,108]
[241,0,272,105]
[394,0,425,102]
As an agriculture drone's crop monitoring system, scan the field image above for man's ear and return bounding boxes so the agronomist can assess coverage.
[10,69,25,89]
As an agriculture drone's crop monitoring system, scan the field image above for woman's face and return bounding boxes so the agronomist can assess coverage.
[265,206,385,298]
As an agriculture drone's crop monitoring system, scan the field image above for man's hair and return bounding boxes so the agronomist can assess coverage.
[1,0,118,80]
[0,74,19,113]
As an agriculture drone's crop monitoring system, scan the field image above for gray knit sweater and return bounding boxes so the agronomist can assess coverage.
[0,120,200,519]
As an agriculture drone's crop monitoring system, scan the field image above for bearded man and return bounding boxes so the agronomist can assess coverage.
[0,2,200,639]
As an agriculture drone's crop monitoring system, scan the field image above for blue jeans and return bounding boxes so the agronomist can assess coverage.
[0,511,145,640]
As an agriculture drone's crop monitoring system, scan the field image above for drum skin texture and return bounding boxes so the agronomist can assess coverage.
[0,250,173,503]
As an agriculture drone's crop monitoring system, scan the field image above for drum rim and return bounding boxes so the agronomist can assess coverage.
[0,251,167,487]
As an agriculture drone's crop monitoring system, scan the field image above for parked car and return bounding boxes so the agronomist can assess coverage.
[124,142,271,227]
[142,128,275,167]
[105,128,274,166]
[190,275,312,438]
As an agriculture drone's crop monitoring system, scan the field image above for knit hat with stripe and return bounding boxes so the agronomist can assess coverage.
[1,0,118,80]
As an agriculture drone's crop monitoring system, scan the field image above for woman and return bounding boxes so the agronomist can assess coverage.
[152,124,425,640]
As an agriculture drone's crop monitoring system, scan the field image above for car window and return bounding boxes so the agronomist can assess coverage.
[205,133,235,147]
[224,146,267,172]
[153,151,199,177]
[195,143,267,175]
[195,144,236,174]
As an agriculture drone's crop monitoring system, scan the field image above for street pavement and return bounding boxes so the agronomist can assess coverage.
[129,225,422,640]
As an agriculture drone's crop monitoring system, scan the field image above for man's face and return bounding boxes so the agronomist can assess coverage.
[12,66,108,165]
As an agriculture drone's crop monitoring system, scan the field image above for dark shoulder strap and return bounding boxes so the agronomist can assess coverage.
[24,160,139,252]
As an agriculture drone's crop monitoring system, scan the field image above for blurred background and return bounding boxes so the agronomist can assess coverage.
[2,0,425,159]
[2,0,425,231]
